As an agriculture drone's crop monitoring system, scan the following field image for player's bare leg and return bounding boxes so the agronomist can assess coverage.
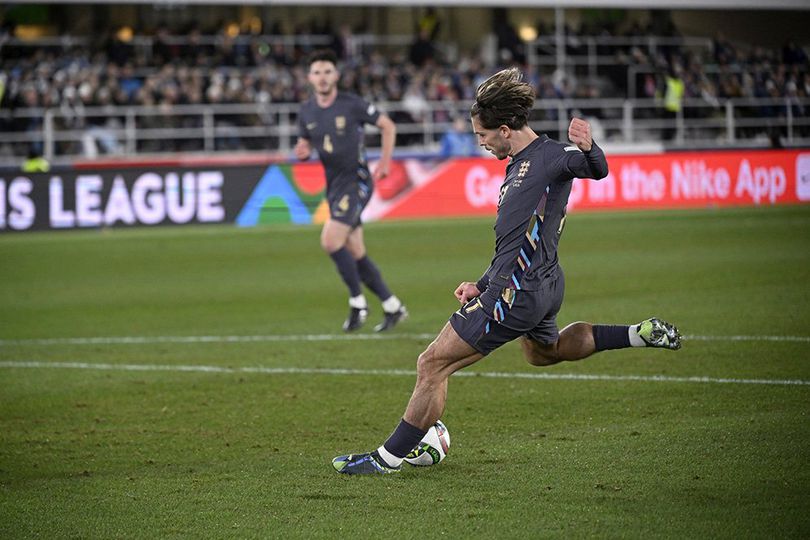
[332,323,480,475]
[521,319,682,367]
[521,322,596,366]
[333,318,681,474]
[402,323,482,429]
[343,225,366,259]
[320,218,354,253]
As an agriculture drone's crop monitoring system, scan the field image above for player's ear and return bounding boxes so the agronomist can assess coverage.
[499,125,510,138]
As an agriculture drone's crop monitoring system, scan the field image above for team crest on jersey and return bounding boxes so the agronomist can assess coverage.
[514,160,531,186]
[367,104,376,116]
[335,116,346,131]
[306,122,317,130]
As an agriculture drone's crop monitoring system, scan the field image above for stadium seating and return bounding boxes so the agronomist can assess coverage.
[0,23,807,162]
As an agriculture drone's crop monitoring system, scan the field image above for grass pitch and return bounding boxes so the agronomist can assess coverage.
[1,206,809,538]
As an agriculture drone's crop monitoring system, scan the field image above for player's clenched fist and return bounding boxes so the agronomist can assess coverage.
[568,117,593,152]
[454,282,481,304]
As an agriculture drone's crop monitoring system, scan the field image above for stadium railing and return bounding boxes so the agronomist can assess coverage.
[0,96,806,165]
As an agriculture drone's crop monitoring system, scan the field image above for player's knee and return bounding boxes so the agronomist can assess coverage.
[525,350,559,367]
[321,237,342,253]
[415,349,432,376]
[522,338,560,366]
[415,348,441,381]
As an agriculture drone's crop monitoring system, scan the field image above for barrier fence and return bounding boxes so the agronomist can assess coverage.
[2,148,807,233]
[2,96,809,166]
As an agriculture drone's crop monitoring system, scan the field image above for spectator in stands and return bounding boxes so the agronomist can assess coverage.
[118,63,142,101]
[182,23,210,66]
[13,85,45,157]
[107,27,134,67]
[402,77,430,123]
[417,8,442,42]
[662,66,685,140]
[712,32,737,66]
[0,19,806,160]
[332,24,360,65]
[153,25,177,65]
[22,148,50,173]
[782,39,807,66]
[82,86,124,157]
[409,27,438,68]
[439,116,478,158]
[493,8,524,64]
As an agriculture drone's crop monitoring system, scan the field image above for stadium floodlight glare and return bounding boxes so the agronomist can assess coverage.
[518,25,538,42]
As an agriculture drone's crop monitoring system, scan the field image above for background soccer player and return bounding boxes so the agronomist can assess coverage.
[295,49,407,332]
[333,67,682,474]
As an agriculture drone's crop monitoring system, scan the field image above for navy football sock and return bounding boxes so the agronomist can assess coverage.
[356,256,393,301]
[382,418,427,458]
[329,247,362,297]
[592,325,631,351]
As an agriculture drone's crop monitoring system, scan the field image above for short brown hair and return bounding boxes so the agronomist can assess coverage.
[307,49,339,68]
[470,68,535,130]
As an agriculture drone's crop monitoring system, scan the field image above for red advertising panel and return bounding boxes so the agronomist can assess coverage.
[365,149,810,221]
[569,149,806,211]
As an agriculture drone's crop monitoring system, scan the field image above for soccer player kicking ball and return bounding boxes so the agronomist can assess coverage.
[295,49,407,332]
[333,68,681,475]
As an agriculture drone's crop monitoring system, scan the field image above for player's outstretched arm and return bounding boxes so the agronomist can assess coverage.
[565,117,609,180]
[294,137,312,160]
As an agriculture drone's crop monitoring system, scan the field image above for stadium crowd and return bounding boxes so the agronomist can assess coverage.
[0,19,807,156]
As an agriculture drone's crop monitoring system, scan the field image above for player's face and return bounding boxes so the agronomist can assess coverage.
[471,116,511,160]
[308,61,339,96]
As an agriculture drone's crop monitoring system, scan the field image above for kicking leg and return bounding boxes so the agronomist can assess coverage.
[333,323,482,474]
[402,322,482,429]
[521,321,596,366]
[522,318,682,367]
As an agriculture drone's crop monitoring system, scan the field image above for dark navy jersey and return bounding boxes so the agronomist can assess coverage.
[477,135,609,310]
[297,92,381,199]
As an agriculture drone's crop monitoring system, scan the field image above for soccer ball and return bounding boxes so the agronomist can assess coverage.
[404,420,450,466]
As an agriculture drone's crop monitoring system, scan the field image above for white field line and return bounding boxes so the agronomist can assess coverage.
[1,333,809,346]
[0,333,437,346]
[0,360,808,387]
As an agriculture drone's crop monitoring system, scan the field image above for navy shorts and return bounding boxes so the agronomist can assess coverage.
[450,270,565,356]
[328,175,372,228]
